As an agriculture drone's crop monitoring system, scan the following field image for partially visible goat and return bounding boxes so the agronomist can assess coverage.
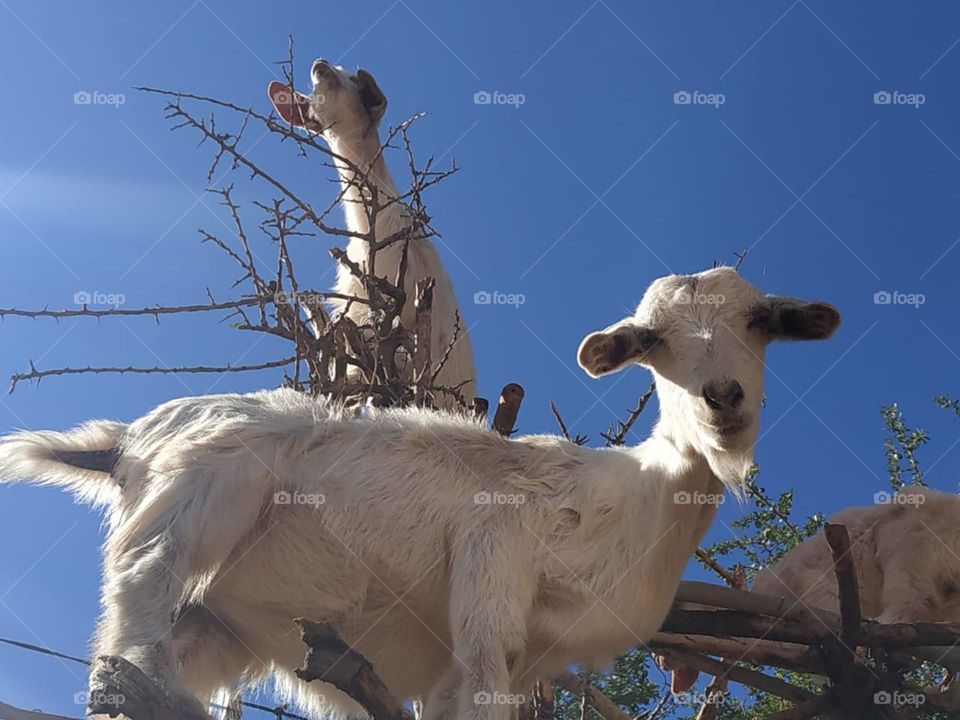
[0,267,839,720]
[268,60,476,407]
[668,486,960,693]
[752,486,960,624]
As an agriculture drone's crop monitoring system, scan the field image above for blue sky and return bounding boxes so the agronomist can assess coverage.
[1,0,959,715]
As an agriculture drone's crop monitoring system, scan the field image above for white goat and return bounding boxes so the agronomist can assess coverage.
[667,486,960,693]
[752,486,960,623]
[0,267,839,720]
[267,61,476,407]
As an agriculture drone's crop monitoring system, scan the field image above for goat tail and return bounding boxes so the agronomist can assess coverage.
[0,420,126,506]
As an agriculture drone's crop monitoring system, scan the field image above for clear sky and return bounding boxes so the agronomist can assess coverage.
[1,0,959,715]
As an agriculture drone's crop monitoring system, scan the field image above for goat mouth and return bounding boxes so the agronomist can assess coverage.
[311,59,341,89]
[699,418,748,437]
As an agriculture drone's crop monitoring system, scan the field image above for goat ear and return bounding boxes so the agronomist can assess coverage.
[578,324,661,378]
[751,297,841,342]
[356,69,387,121]
[267,81,323,133]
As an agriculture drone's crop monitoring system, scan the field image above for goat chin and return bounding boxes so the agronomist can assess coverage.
[704,445,754,495]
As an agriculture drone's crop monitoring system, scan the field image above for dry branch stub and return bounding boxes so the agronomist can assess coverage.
[492,383,524,436]
[824,522,862,650]
[88,655,212,720]
[819,522,875,717]
[295,619,412,720]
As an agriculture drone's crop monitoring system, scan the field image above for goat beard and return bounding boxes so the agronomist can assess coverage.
[704,444,755,496]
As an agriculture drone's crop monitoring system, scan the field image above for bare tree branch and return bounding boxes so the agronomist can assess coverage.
[10,358,296,394]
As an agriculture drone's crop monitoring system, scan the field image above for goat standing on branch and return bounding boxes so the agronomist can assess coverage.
[0,267,839,720]
[268,60,476,408]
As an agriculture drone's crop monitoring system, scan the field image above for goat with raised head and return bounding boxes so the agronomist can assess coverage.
[268,61,476,408]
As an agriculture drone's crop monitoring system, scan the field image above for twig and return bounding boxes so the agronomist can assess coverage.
[658,649,814,705]
[554,673,630,720]
[733,249,748,271]
[429,310,462,385]
[694,548,739,587]
[745,482,803,541]
[602,381,655,446]
[10,358,297,394]
[549,402,588,445]
[413,278,435,405]
[0,297,264,321]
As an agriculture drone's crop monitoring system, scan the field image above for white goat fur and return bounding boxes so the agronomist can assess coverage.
[268,61,476,406]
[0,268,840,720]
[752,486,960,624]
[666,486,960,694]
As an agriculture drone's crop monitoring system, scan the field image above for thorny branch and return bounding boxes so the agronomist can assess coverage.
[9,358,297,394]
[602,380,657,446]
[5,65,469,412]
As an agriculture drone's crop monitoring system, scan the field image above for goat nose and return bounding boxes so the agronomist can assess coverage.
[702,380,744,411]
